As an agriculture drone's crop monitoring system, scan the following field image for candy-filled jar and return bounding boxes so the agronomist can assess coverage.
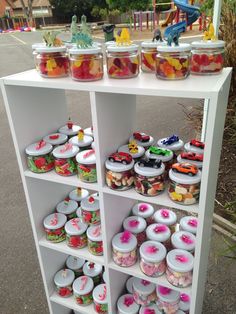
[154,209,177,233]
[179,293,191,313]
[132,203,155,225]
[171,231,196,253]
[126,277,135,294]
[93,284,108,314]
[156,285,180,314]
[141,41,158,72]
[134,160,165,196]
[118,144,145,161]
[87,225,103,256]
[117,294,140,314]
[166,249,194,287]
[76,149,97,182]
[83,262,103,286]
[69,187,89,206]
[36,46,69,78]
[65,218,88,248]
[54,269,75,297]
[123,216,147,247]
[56,199,78,220]
[112,231,138,267]
[58,120,81,138]
[43,213,66,243]
[146,223,171,248]
[32,43,45,71]
[65,255,85,277]
[139,304,162,314]
[43,133,68,147]
[139,241,167,277]
[73,275,94,306]
[69,47,103,81]
[179,216,198,235]
[191,40,225,75]
[53,143,79,176]
[129,132,154,150]
[132,278,156,306]
[156,43,191,80]
[107,44,140,79]
[81,196,100,225]
[69,134,93,151]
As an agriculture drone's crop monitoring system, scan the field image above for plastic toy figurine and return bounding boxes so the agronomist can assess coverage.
[67,117,73,130]
[203,23,216,41]
[149,146,171,156]
[128,140,138,154]
[152,29,163,42]
[172,162,198,176]
[115,28,131,46]
[181,152,203,162]
[161,134,179,145]
[133,132,150,143]
[43,31,62,47]
[80,15,91,37]
[78,129,84,141]
[139,158,162,169]
[70,14,78,43]
[108,152,133,165]
[167,30,180,46]
[190,139,205,149]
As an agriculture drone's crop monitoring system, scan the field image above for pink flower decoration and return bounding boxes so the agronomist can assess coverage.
[175,254,189,263]
[50,213,58,226]
[146,245,158,254]
[181,234,194,244]
[180,293,190,303]
[128,219,140,228]
[144,309,155,314]
[188,218,198,227]
[120,231,132,243]
[161,209,170,218]
[36,140,46,150]
[139,204,148,212]
[141,279,150,286]
[124,296,134,307]
[158,285,171,295]
[60,143,73,153]
[154,224,167,233]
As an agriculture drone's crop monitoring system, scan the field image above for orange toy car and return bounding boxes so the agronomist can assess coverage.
[172,162,198,176]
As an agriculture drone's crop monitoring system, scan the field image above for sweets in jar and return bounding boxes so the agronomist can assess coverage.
[117,294,140,314]
[179,216,198,235]
[76,149,97,183]
[87,225,103,256]
[56,199,78,220]
[166,249,194,287]
[43,213,66,243]
[43,133,68,147]
[83,262,103,286]
[132,278,156,306]
[132,203,155,225]
[112,231,138,267]
[123,216,147,247]
[32,43,45,71]
[73,275,94,305]
[129,132,154,150]
[139,304,162,314]
[146,223,171,248]
[126,276,135,294]
[139,241,167,277]
[157,135,184,157]
[54,269,75,297]
[156,285,180,314]
[81,196,100,225]
[58,120,81,138]
[141,41,158,72]
[69,187,89,206]
[118,144,145,161]
[93,284,108,314]
[65,255,85,277]
[154,209,177,233]
[69,133,93,151]
[53,143,79,176]
[179,293,191,313]
[25,140,54,173]
[65,218,88,249]
[171,231,196,253]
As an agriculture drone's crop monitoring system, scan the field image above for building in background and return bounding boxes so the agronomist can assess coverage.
[12,0,52,20]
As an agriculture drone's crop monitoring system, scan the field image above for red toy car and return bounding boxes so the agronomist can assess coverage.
[181,152,203,162]
[190,139,205,149]
[172,162,198,176]
[108,152,133,165]
[133,132,150,142]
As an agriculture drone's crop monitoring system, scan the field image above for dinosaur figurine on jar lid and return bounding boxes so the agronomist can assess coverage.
[43,31,62,47]
[203,23,216,41]
[115,28,131,46]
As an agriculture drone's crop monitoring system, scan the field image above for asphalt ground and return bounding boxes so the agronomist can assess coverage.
[0,31,235,314]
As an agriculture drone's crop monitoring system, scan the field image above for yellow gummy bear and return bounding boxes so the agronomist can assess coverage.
[182,60,189,68]
[166,57,182,70]
[170,191,182,201]
[46,58,57,71]
[74,60,82,68]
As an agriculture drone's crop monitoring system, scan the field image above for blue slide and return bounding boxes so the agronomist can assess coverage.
[164,0,200,39]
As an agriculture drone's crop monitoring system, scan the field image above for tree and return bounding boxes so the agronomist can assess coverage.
[19,0,34,26]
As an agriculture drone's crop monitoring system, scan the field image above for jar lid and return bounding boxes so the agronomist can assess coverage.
[105,158,134,172]
[76,207,82,218]
[171,231,196,251]
[118,144,145,159]
[43,133,68,146]
[191,40,225,49]
[84,127,94,137]
[135,160,165,177]
[139,304,162,314]
[140,240,167,263]
[166,249,194,272]
[154,209,177,226]
[32,42,45,50]
[87,225,103,242]
[169,166,201,184]
[117,294,140,314]
[93,284,108,304]
[112,231,137,253]
[91,141,95,150]
[76,149,96,165]
[103,271,108,283]
[56,199,78,215]
[69,46,102,54]
[132,203,154,219]
[141,41,159,48]
[179,216,198,234]
[179,293,191,311]
[69,188,89,202]
[177,154,203,169]
[93,42,102,48]
[107,44,139,52]
[43,213,67,230]
[73,275,94,295]
[64,42,77,49]
[157,43,191,52]
[25,140,53,156]
[146,223,171,242]
[184,142,204,154]
[66,255,85,270]
[81,196,99,211]
[126,276,135,294]
[133,278,155,295]
[156,285,180,303]
[129,135,154,148]
[105,41,116,47]
[146,147,173,162]
[157,137,184,151]
[83,262,103,277]
[65,218,88,236]
[69,135,93,148]
[58,124,81,136]
[123,216,147,234]
[36,46,67,53]
[53,143,79,159]
[54,269,75,287]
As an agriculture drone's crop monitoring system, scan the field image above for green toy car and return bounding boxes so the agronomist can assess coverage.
[149,146,171,156]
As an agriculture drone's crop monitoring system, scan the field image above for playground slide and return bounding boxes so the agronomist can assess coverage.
[161,10,176,27]
[164,0,200,38]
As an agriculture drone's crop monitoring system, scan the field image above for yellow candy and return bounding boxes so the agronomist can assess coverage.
[170,191,182,201]
[46,58,57,71]
[74,60,82,67]
[182,60,189,68]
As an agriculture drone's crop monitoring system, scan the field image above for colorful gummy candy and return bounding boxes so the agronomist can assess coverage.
[27,154,54,173]
[107,55,139,78]
[70,56,103,81]
[156,56,189,80]
[54,157,77,176]
[191,53,224,74]
[38,53,69,77]
[141,50,157,72]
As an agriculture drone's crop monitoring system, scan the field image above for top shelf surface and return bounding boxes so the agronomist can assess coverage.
[2,68,231,99]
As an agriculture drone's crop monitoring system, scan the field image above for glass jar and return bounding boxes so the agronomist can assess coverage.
[54,269,75,297]
[25,140,54,173]
[168,165,201,205]
[134,160,165,196]
[126,277,135,294]
[179,216,198,235]
[141,41,158,72]
[43,133,68,147]
[184,140,205,155]
[107,44,140,79]
[83,262,103,286]
[112,231,138,267]
[93,284,108,314]
[191,40,225,75]
[32,43,45,71]
[87,225,103,256]
[132,278,156,306]
[179,293,191,313]
[69,47,103,81]
[117,294,140,314]
[81,196,100,225]
[76,149,97,183]
[177,153,203,169]
[65,218,88,248]
[171,231,196,253]
[56,199,78,220]
[58,121,81,138]
[66,255,85,278]
[105,157,135,191]
[166,249,194,287]
[43,213,66,243]
[69,134,93,151]
[118,144,145,161]
[129,133,154,150]
[156,43,191,80]
[36,46,69,78]
[146,223,171,249]
[156,285,180,314]
[69,187,89,206]
[73,275,94,306]
[53,143,79,176]
[132,203,155,225]
[139,241,167,277]
[157,136,184,158]
[154,209,177,234]
[123,216,147,247]
[139,304,162,314]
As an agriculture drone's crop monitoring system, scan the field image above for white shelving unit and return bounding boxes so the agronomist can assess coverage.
[1,68,232,314]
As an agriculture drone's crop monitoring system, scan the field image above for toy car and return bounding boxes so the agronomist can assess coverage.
[172,162,198,176]
[190,139,205,149]
[161,134,179,145]
[138,158,162,169]
[133,132,150,142]
[108,152,132,165]
[181,152,203,162]
[149,146,171,156]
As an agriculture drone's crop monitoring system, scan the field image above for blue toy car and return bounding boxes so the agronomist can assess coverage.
[161,134,179,145]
